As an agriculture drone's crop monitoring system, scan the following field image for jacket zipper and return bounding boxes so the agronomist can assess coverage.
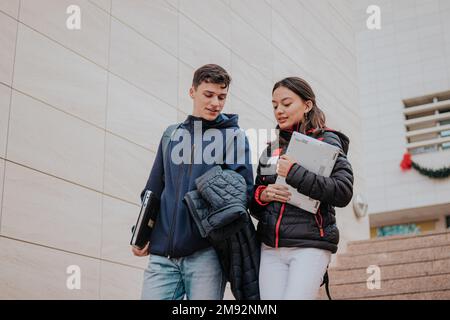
[275,203,286,248]
[189,144,195,177]
[275,206,325,247]
[166,164,182,258]
[314,208,325,238]
[166,143,195,258]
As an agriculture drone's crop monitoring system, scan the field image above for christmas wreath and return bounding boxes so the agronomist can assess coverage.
[400,152,450,179]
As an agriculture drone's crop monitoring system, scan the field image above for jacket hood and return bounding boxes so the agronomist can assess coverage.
[324,129,350,155]
[182,113,239,130]
[277,125,350,155]
[306,127,350,155]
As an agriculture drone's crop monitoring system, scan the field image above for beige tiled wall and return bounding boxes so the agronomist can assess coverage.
[0,159,4,223]
[13,24,108,128]
[231,12,272,79]
[0,11,17,86]
[178,61,195,115]
[112,0,177,53]
[103,133,155,203]
[90,0,111,13]
[0,237,101,299]
[107,74,178,151]
[178,15,231,71]
[0,0,366,299]
[0,0,20,19]
[109,18,178,107]
[230,0,271,40]
[20,0,110,68]
[2,162,103,257]
[99,260,143,300]
[7,91,105,190]
[231,54,273,120]
[0,83,11,158]
[180,0,231,48]
[101,195,147,269]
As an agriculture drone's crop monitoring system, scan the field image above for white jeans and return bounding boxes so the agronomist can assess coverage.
[259,243,331,300]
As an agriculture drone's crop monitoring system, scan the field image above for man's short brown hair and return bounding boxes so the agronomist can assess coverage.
[192,64,231,89]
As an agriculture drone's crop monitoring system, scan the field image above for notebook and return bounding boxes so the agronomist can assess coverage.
[130,190,159,249]
[276,132,340,214]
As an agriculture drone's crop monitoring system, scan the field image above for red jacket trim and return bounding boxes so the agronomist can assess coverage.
[254,185,270,206]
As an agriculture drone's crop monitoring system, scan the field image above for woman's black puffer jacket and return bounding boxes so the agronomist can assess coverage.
[249,128,354,253]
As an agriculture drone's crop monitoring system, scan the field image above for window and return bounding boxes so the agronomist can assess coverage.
[440,119,450,138]
[403,90,450,154]
[410,144,438,155]
[376,223,420,238]
[446,216,450,229]
[371,220,436,238]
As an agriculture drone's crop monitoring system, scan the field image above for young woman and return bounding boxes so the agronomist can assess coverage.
[250,77,354,300]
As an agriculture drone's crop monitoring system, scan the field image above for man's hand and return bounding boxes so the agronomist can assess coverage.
[260,184,291,203]
[276,154,296,178]
[132,242,149,257]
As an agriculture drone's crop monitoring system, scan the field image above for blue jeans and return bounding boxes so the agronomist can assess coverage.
[141,246,226,300]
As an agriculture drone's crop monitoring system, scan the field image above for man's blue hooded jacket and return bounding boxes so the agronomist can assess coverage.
[141,113,254,258]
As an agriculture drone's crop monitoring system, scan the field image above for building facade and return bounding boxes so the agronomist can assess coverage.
[353,0,450,237]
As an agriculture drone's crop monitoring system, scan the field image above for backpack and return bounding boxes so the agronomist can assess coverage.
[321,268,332,300]
[161,123,180,178]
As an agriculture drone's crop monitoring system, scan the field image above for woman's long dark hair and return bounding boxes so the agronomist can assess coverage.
[272,77,327,147]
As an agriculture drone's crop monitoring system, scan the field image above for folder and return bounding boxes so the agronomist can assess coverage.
[276,132,340,214]
[130,190,159,249]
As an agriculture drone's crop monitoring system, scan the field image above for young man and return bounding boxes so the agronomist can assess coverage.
[132,64,254,300]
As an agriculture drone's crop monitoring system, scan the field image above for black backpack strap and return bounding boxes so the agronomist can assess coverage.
[320,267,332,300]
[161,124,180,177]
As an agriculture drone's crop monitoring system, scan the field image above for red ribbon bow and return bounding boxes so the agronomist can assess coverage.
[400,152,412,171]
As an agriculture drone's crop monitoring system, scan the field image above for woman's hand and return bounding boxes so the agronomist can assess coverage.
[131,242,149,257]
[276,155,296,177]
[260,184,291,203]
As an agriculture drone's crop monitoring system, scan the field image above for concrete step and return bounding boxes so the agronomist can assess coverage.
[346,231,450,256]
[363,290,450,300]
[328,258,450,285]
[322,231,450,300]
[335,244,450,269]
[323,273,450,300]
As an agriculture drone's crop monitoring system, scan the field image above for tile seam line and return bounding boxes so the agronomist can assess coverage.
[0,158,141,207]
[330,271,450,287]
[0,235,145,271]
[270,6,359,90]
[0,0,21,234]
[15,20,181,110]
[9,87,159,154]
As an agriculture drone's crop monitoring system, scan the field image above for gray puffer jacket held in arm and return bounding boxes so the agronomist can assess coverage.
[184,166,260,300]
